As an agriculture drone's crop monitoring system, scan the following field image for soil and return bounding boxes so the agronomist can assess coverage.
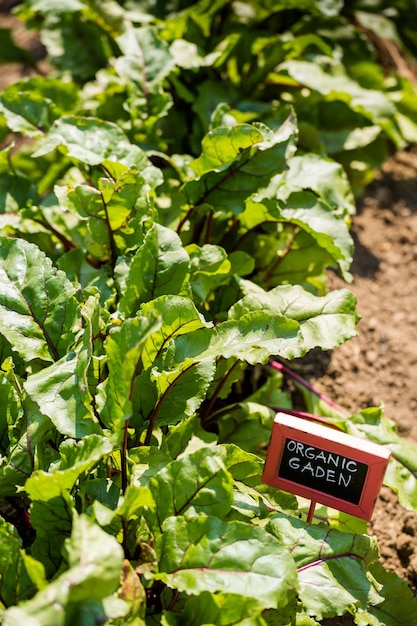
[301,150,417,603]
[2,4,417,620]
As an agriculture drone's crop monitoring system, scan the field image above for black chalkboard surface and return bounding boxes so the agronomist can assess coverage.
[262,412,391,520]
[278,437,369,505]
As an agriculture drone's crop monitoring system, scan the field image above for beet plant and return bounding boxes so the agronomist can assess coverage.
[0,1,417,624]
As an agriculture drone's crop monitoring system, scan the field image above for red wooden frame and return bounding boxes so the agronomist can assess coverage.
[262,412,391,521]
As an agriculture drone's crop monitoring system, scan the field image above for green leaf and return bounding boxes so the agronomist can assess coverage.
[49,434,114,489]
[0,28,35,66]
[342,407,417,515]
[99,163,147,231]
[161,414,217,460]
[35,11,115,82]
[60,162,148,234]
[0,518,39,608]
[119,224,190,317]
[24,345,100,439]
[0,78,79,137]
[267,514,382,620]
[2,515,125,625]
[116,26,173,80]
[0,173,38,213]
[139,295,212,369]
[0,370,22,453]
[147,446,234,528]
[229,284,359,352]
[186,243,233,303]
[276,153,356,216]
[276,192,353,280]
[156,514,298,610]
[129,446,172,487]
[280,59,396,123]
[217,401,275,453]
[173,312,299,365]
[103,313,162,431]
[32,116,160,175]
[64,514,124,600]
[0,237,80,363]
[162,591,267,625]
[25,472,74,576]
[134,357,216,434]
[0,394,54,497]
[221,443,298,517]
[115,24,175,88]
[239,193,353,283]
[172,290,357,367]
[359,562,417,626]
[181,117,297,217]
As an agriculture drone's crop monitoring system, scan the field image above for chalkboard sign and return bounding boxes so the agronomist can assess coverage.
[262,413,391,520]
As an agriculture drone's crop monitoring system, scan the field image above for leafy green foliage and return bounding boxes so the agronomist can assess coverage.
[0,0,417,623]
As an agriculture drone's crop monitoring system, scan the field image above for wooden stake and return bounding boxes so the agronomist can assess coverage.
[307,500,316,523]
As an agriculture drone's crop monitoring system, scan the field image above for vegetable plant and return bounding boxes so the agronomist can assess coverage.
[1,0,417,624]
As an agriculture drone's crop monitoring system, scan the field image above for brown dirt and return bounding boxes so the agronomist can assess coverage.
[0,9,47,91]
[2,4,417,618]
[302,149,417,601]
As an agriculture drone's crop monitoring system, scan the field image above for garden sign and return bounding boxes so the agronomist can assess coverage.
[262,412,391,521]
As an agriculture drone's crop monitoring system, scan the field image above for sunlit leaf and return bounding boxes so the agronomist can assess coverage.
[181,117,297,216]
[24,345,100,438]
[0,237,80,362]
[119,224,190,317]
[268,514,382,620]
[147,446,234,528]
[0,78,78,136]
[2,515,125,625]
[103,313,162,431]
[229,284,359,351]
[156,514,298,610]
[139,295,212,369]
